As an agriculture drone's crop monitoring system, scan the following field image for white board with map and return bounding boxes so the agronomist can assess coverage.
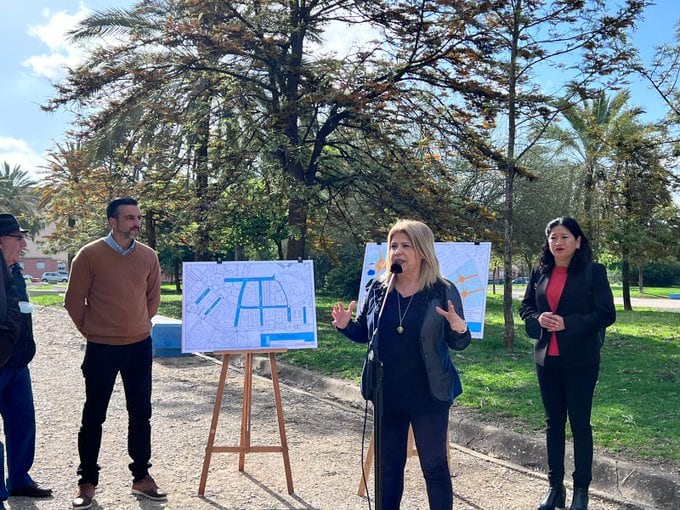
[358,242,492,339]
[182,260,317,352]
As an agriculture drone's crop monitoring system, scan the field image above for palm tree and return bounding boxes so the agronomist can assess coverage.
[0,162,40,235]
[542,89,643,254]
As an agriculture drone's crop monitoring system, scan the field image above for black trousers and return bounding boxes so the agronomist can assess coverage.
[380,408,452,510]
[77,337,153,486]
[537,356,599,488]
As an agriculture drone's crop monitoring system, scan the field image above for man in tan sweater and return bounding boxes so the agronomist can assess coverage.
[64,198,165,510]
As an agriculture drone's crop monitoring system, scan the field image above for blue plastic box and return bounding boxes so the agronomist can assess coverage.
[151,315,190,357]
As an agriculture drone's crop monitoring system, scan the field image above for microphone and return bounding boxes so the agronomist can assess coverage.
[377,263,402,320]
[386,263,402,293]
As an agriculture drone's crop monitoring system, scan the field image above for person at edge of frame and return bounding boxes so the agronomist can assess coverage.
[332,218,472,510]
[0,214,54,509]
[519,217,615,510]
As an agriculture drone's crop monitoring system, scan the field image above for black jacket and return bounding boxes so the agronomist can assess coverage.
[519,259,616,367]
[340,278,472,404]
[3,264,36,368]
[0,253,21,367]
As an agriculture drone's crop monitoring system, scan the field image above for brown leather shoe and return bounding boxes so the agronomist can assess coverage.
[132,475,167,501]
[72,483,95,509]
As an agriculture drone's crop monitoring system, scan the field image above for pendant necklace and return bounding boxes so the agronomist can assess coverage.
[396,291,415,334]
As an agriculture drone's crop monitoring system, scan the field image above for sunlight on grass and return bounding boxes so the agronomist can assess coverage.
[32,283,679,464]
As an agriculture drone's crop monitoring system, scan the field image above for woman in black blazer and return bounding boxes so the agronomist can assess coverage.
[520,217,615,510]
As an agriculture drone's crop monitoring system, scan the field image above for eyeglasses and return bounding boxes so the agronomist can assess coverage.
[3,234,25,241]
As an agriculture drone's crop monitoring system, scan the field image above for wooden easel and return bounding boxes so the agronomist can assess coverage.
[357,423,451,497]
[198,349,294,495]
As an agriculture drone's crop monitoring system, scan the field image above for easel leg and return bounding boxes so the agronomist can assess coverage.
[269,353,294,494]
[239,353,254,472]
[357,431,375,497]
[199,353,231,496]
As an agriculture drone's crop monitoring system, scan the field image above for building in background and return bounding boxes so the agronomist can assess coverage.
[20,225,68,279]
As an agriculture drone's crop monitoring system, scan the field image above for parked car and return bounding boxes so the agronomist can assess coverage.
[23,274,33,282]
[41,271,69,283]
[512,276,530,285]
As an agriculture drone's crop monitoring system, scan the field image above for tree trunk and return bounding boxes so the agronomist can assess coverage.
[638,265,644,293]
[194,96,212,261]
[145,210,156,250]
[285,196,307,260]
[503,166,516,350]
[583,162,596,253]
[502,1,521,350]
[622,253,632,311]
[174,258,181,293]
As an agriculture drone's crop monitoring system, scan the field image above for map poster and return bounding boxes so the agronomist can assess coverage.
[182,260,317,352]
[358,242,492,339]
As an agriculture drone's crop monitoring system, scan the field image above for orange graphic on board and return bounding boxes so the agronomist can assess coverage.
[375,253,387,272]
[456,272,484,301]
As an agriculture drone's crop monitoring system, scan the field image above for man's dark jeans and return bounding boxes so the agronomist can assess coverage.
[77,337,153,486]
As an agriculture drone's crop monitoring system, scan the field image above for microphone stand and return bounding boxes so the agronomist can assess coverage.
[370,263,401,510]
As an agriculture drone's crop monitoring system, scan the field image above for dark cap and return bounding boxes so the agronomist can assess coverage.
[0,214,28,236]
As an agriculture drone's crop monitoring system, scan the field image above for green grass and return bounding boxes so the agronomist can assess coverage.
[33,284,680,465]
[302,293,680,466]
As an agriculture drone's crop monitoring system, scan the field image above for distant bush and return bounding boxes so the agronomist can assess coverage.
[632,260,680,287]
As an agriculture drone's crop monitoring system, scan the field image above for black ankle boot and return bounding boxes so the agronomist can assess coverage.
[537,484,566,510]
[569,487,588,510]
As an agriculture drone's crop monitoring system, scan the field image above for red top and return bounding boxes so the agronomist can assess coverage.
[545,266,568,356]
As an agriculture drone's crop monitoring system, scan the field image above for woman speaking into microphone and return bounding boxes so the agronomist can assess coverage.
[332,219,471,510]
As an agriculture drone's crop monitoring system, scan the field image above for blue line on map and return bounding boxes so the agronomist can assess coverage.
[260,332,315,347]
[222,275,293,328]
[233,281,246,326]
[224,276,276,283]
[195,288,210,304]
[204,296,221,316]
[303,307,307,324]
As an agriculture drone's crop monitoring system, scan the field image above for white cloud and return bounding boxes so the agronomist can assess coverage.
[318,20,379,58]
[22,3,91,79]
[0,136,48,181]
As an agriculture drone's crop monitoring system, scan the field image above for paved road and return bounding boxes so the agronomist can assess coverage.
[512,290,680,312]
[613,296,680,311]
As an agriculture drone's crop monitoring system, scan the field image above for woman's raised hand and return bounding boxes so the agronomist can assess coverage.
[435,299,468,334]
[331,301,356,330]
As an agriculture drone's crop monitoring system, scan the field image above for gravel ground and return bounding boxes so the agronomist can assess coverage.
[2,306,652,510]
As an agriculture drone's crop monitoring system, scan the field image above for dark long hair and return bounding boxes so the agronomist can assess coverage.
[538,217,592,274]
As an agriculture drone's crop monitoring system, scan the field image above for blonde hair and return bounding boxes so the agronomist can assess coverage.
[378,219,446,291]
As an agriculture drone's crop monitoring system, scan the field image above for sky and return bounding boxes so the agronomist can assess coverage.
[1,1,679,182]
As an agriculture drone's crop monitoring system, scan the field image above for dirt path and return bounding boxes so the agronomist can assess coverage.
[7,306,656,509]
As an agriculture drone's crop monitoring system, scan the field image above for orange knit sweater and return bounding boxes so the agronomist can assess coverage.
[64,238,161,345]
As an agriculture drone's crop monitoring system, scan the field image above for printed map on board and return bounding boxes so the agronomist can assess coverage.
[358,242,491,339]
[182,260,317,352]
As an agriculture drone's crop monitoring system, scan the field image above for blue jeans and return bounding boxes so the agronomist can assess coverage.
[77,337,153,486]
[0,366,36,500]
[537,357,599,488]
[380,408,452,510]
